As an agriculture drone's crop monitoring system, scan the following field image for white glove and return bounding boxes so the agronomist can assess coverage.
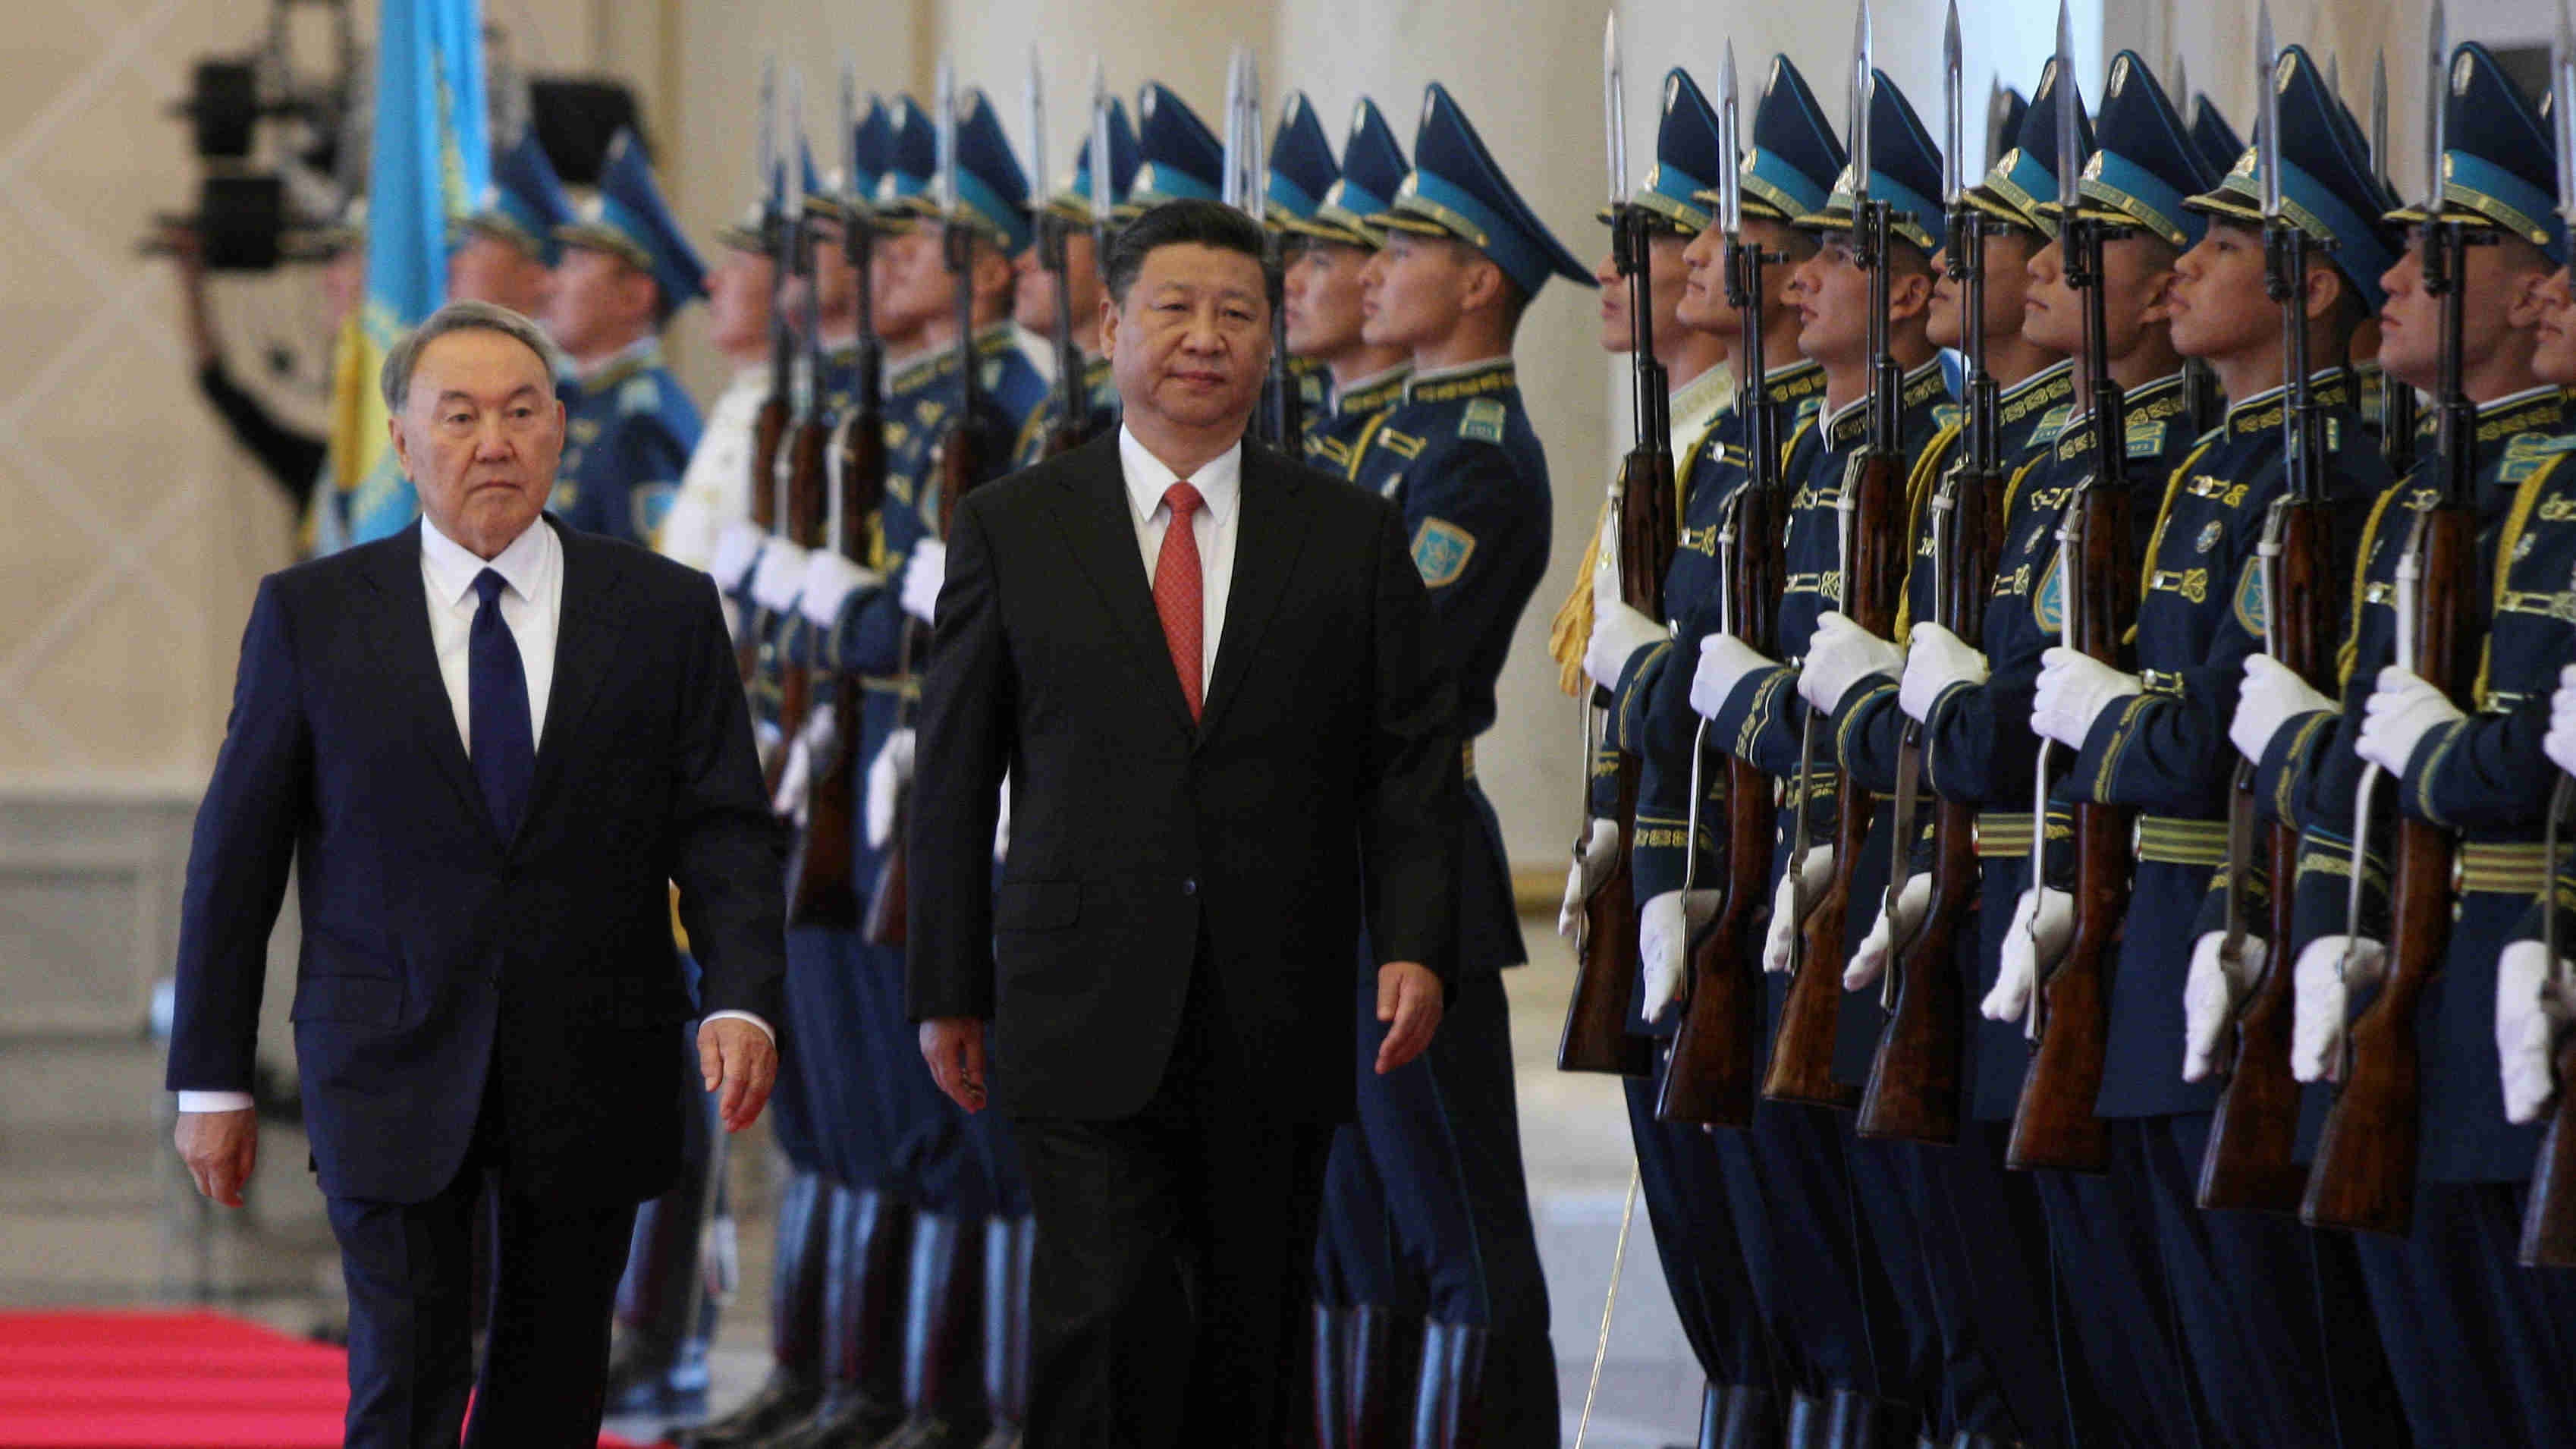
[1692,632,1778,721]
[1798,612,1904,714]
[749,541,811,614]
[900,540,947,625]
[771,707,835,821]
[2231,654,2334,765]
[1585,600,1668,693]
[710,519,766,593]
[2355,665,2466,776]
[994,775,1013,865]
[2546,663,2576,778]
[1899,623,1988,724]
[864,728,917,851]
[1640,888,1722,1020]
[1984,888,2073,1023]
[2033,647,2144,750]
[2181,931,2267,1082]
[2290,935,2386,1083]
[2499,939,2576,1124]
[1558,818,1621,939]
[1846,869,1932,990]
[800,550,884,630]
[1762,846,1836,974]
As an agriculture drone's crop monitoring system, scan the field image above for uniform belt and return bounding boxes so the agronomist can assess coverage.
[859,674,920,698]
[1977,812,2034,857]
[2136,814,2228,867]
[2458,840,2553,896]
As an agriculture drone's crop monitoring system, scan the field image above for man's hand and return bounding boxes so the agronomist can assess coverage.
[1375,963,1444,1074]
[698,1017,778,1133]
[2355,665,2464,775]
[1690,633,1777,721]
[1983,887,2072,1023]
[2231,654,2333,765]
[175,1108,258,1209]
[1639,888,1720,1020]
[1899,623,1987,723]
[2291,935,2386,1083]
[1558,817,1620,939]
[1797,612,1902,714]
[2032,647,2143,750]
[920,1017,988,1113]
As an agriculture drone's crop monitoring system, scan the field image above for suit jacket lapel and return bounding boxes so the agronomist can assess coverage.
[1052,436,1197,736]
[1196,445,1310,744]
[523,519,630,839]
[366,523,494,839]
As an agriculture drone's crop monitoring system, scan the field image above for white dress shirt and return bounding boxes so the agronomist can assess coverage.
[1118,425,1242,695]
[177,513,766,1114]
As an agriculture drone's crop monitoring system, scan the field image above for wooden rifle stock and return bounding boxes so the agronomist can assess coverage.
[762,416,831,803]
[786,390,889,930]
[739,394,790,683]
[2521,1032,2576,1265]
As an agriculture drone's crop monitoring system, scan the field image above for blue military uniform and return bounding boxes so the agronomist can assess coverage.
[460,132,573,265]
[1312,81,1591,1447]
[551,130,708,550]
[1009,97,1136,471]
[2258,44,2576,1446]
[1283,98,1413,477]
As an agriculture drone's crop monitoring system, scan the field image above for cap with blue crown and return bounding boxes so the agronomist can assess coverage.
[1123,83,1224,215]
[2040,52,2216,250]
[2185,45,2401,310]
[1600,68,1726,235]
[2387,42,2566,263]
[1372,82,1595,296]
[555,130,708,306]
[463,134,573,265]
[1302,98,1407,247]
[1970,58,2091,233]
[1041,97,1138,226]
[1695,54,1847,227]
[1795,68,1947,253]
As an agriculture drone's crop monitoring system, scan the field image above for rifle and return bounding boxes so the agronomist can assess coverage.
[1860,5,1993,1142]
[2201,16,2333,1212]
[743,61,790,684]
[764,82,831,806]
[1559,12,1667,1079]
[2007,6,2129,1171]
[1658,43,1778,1125]
[1765,8,1899,1110]
[2372,54,2421,478]
[2301,7,2486,1237]
[787,71,888,932]
[1030,47,1092,459]
[865,62,993,950]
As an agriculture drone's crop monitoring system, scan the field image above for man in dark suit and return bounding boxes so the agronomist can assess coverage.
[166,298,787,1449]
[906,199,1460,1448]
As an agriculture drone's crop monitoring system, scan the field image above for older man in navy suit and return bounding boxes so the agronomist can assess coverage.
[166,299,787,1448]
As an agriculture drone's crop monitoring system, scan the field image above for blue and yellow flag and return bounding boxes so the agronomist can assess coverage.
[320,0,488,549]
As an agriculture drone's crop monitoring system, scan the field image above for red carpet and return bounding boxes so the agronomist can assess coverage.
[0,1311,644,1447]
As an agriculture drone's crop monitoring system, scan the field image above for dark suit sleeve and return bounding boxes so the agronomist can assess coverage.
[669,572,789,1027]
[906,493,1013,1020]
[166,577,309,1092]
[1360,501,1462,979]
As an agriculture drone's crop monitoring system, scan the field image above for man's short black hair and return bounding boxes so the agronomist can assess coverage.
[1104,199,1283,313]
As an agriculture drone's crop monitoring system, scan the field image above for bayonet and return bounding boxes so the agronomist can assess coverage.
[1943,2,1964,208]
[1245,59,1266,222]
[1027,44,1048,231]
[759,57,778,219]
[1604,11,1628,210]
[1221,47,1245,210]
[2260,5,2282,222]
[2372,52,2389,182]
[2329,50,2342,106]
[1853,1,1874,205]
[2055,0,2079,218]
[935,56,959,218]
[2427,2,2448,215]
[1717,43,1742,238]
[1089,58,1111,253]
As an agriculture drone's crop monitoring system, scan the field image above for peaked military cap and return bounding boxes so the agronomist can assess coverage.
[1795,68,1946,253]
[899,88,1033,253]
[1597,68,1724,234]
[1971,58,2091,233]
[463,134,573,264]
[556,130,708,305]
[1695,55,1846,226]
[309,193,366,254]
[2044,52,2214,250]
[1040,97,1138,226]
[2388,42,2567,263]
[1304,98,1407,247]
[1123,83,1224,215]
[1992,87,2029,165]
[2185,46,2400,310]
[874,96,938,217]
[2189,96,2244,179]
[1374,82,1595,295]
[1264,91,1340,232]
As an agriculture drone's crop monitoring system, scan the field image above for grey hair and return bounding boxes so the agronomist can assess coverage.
[379,300,564,410]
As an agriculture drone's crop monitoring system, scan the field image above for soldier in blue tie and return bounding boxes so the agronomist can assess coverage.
[547,130,706,551]
[1009,96,1136,470]
[451,133,570,319]
[1277,97,1413,481]
[1326,80,1585,1446]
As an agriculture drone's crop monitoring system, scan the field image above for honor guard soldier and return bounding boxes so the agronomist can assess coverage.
[1570,57,1814,1447]
[2188,95,2245,188]
[1279,98,1413,478]
[2238,41,2576,1447]
[547,130,707,550]
[1326,80,1585,1445]
[1787,50,2093,1449]
[666,191,793,584]
[1252,92,1340,453]
[2029,45,2408,1445]
[451,133,570,319]
[1009,96,1138,468]
[1679,61,1953,1444]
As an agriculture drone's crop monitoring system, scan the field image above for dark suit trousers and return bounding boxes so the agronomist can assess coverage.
[324,1065,639,1449]
[1013,946,1334,1449]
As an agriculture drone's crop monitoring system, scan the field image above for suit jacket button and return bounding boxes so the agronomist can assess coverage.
[1182,878,1198,897]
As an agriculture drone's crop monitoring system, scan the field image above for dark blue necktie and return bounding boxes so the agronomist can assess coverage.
[469,568,535,837]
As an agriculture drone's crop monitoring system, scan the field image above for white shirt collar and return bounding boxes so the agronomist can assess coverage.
[421,512,554,608]
[1118,425,1242,527]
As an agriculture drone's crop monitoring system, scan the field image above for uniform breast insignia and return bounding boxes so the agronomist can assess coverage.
[1381,429,1428,460]
[1933,404,1963,432]
[1410,517,1475,587]
[571,417,602,445]
[2195,520,2224,554]
[630,483,678,547]
[916,399,946,428]
[2538,494,2576,523]
[2033,404,2072,445]
[2032,552,2065,633]
[2144,567,2210,602]
[1458,398,1507,445]
[1677,523,1720,556]
[888,470,913,505]
[617,376,661,416]
[2234,561,2267,636]
[2125,420,2169,458]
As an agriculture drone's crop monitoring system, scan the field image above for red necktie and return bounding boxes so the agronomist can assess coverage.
[1153,480,1206,719]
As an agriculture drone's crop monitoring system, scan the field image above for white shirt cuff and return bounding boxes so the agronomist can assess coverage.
[177,1090,255,1113]
[711,520,766,593]
[703,1009,774,1044]
[749,543,810,613]
[800,552,882,630]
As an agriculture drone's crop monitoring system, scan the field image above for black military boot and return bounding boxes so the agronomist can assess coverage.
[1311,1306,1352,1449]
[972,1216,1032,1449]
[675,1168,828,1447]
[1824,1390,1916,1449]
[1345,1305,1425,1447]
[876,1212,991,1449]
[759,1185,911,1448]
[1785,1391,1832,1449]
[1406,1321,1488,1448]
